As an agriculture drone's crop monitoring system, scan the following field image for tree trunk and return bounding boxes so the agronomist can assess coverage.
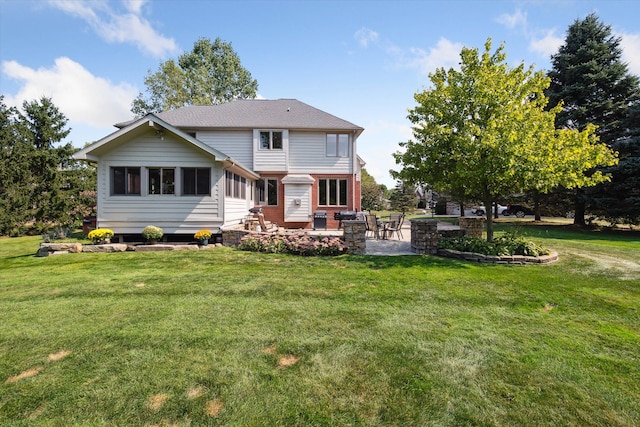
[459,201,465,217]
[533,192,542,222]
[573,189,586,226]
[484,198,494,242]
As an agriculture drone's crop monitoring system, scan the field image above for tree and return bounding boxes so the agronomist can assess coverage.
[388,181,417,214]
[547,13,640,225]
[0,96,96,235]
[392,39,617,241]
[132,37,258,116]
[360,168,385,211]
[0,97,33,235]
[591,102,640,224]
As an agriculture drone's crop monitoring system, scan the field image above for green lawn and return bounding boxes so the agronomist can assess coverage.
[1,223,639,426]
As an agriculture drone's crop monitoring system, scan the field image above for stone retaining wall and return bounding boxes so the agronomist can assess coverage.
[437,248,558,264]
[37,242,221,256]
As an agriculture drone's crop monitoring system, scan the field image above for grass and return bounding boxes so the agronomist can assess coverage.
[0,222,639,426]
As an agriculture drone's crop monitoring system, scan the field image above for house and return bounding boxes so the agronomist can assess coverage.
[73,99,365,238]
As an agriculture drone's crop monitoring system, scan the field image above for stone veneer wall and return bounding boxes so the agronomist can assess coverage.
[342,220,366,255]
[458,217,484,238]
[410,219,441,255]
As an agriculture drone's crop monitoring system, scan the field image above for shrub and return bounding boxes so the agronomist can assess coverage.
[141,225,163,240]
[238,232,345,256]
[87,228,114,244]
[440,232,550,257]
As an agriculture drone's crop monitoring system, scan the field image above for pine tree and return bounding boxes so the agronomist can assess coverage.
[547,13,640,225]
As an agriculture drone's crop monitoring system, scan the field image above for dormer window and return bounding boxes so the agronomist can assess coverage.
[260,131,283,150]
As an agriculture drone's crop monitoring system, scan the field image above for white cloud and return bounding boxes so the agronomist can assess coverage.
[407,38,464,75]
[354,27,379,48]
[529,30,564,58]
[47,0,177,58]
[619,32,640,76]
[2,57,137,138]
[124,0,147,14]
[496,9,527,30]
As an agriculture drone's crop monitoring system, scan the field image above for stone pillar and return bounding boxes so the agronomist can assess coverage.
[342,220,366,255]
[458,217,484,238]
[410,219,440,255]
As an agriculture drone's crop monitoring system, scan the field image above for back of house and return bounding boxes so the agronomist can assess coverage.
[73,99,364,239]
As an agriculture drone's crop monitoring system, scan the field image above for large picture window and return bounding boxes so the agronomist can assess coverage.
[260,131,283,150]
[148,168,175,195]
[182,168,210,196]
[111,167,141,195]
[319,178,347,206]
[256,178,278,206]
[326,134,349,157]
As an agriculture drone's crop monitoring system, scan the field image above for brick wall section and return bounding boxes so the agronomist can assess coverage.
[258,173,360,230]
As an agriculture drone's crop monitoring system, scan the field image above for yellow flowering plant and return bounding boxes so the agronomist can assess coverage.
[87,228,114,244]
[194,230,212,240]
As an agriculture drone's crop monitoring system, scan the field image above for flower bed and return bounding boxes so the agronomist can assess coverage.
[238,232,345,256]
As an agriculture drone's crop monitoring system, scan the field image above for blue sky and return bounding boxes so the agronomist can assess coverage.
[1,0,638,187]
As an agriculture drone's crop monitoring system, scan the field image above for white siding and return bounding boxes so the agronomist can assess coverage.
[197,130,253,167]
[96,133,224,234]
[284,184,312,223]
[253,129,288,172]
[289,131,352,174]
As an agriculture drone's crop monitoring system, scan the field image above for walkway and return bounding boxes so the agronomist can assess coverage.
[365,220,458,256]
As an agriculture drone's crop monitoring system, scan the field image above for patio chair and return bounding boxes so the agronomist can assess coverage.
[386,213,405,239]
[257,213,278,233]
[365,214,380,239]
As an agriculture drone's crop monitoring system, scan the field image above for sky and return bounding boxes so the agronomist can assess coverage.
[1,0,639,188]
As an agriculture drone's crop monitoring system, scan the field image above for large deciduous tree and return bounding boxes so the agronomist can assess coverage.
[392,39,617,241]
[546,13,640,225]
[132,37,258,116]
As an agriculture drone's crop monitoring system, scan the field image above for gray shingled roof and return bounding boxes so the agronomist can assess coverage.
[153,99,363,132]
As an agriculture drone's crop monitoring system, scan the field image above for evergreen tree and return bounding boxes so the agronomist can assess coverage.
[592,102,640,224]
[547,13,640,225]
[0,96,96,235]
[0,97,34,235]
[389,181,417,214]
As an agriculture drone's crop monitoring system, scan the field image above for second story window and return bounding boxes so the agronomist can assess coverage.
[326,134,349,157]
[260,131,283,150]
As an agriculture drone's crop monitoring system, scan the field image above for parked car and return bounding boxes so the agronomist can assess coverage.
[503,204,534,217]
[473,204,507,216]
